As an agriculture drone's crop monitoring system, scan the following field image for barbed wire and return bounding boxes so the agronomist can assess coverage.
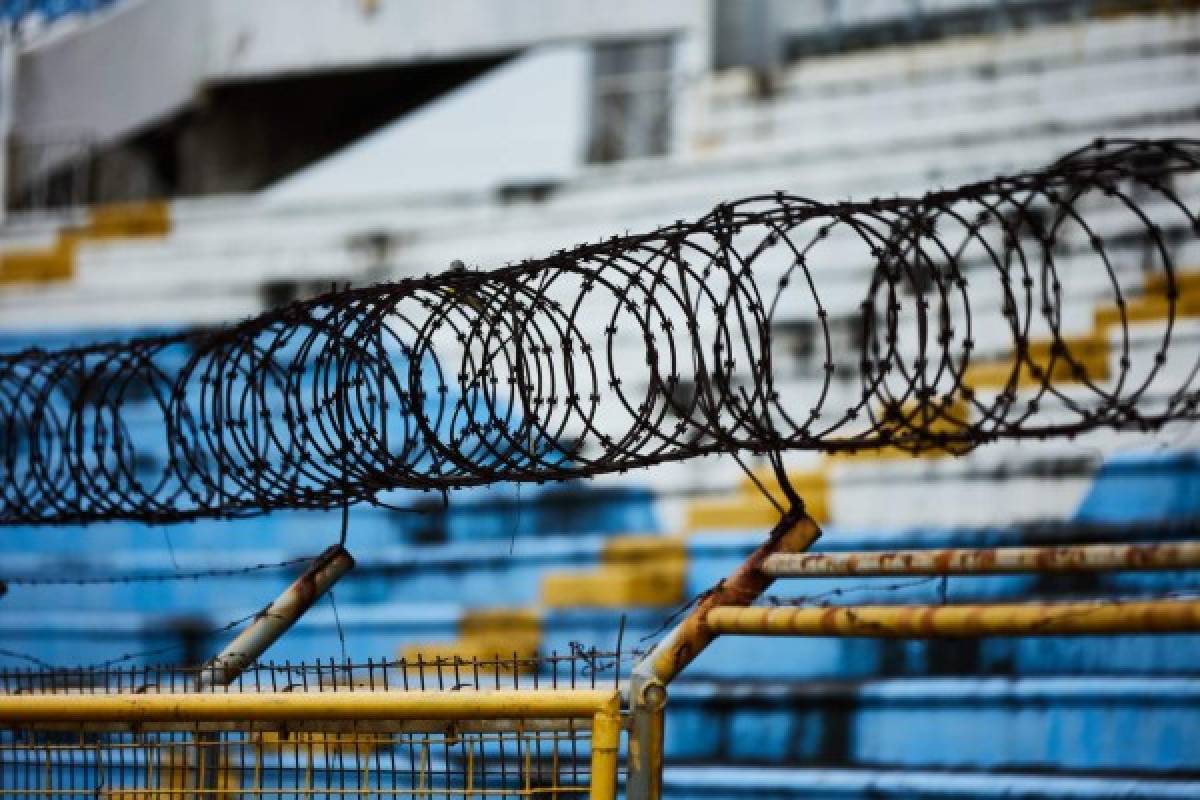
[0,554,315,586]
[2,137,1198,526]
[0,648,53,670]
[7,517,1196,593]
[0,650,630,690]
[81,609,265,671]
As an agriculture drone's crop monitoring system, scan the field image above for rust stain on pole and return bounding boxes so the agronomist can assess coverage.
[626,508,821,800]
[704,598,1200,637]
[197,544,355,689]
[762,541,1200,577]
[642,509,821,685]
[192,544,354,798]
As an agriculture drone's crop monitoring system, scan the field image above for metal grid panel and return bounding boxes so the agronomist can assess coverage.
[1,723,597,798]
[0,657,623,800]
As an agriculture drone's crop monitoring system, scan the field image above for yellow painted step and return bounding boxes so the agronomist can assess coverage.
[542,561,687,608]
[398,608,541,669]
[686,468,830,531]
[685,494,788,532]
[738,467,830,522]
[542,534,688,608]
[828,398,972,460]
[959,360,1019,390]
[962,334,1110,390]
[0,238,73,284]
[86,200,171,239]
[0,201,171,287]
[459,607,541,639]
[602,534,686,563]
[1143,269,1200,296]
[1095,292,1200,331]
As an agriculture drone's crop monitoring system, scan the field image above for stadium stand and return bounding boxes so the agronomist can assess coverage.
[2,5,1199,799]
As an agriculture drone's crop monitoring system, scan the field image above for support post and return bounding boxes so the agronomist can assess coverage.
[626,674,667,800]
[196,544,355,689]
[625,508,821,799]
[639,509,820,685]
[589,695,623,800]
[194,544,354,798]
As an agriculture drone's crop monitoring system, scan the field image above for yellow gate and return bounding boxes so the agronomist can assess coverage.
[0,686,620,799]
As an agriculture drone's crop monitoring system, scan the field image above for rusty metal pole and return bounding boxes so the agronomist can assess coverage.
[626,508,821,800]
[762,541,1200,577]
[194,544,354,797]
[195,544,355,690]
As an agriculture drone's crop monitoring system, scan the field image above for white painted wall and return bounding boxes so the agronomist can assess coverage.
[11,0,707,158]
[205,0,705,81]
[13,0,205,144]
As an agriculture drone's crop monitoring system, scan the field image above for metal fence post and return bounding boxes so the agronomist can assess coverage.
[590,693,623,800]
[196,544,355,689]
[627,672,668,800]
[625,507,822,799]
[195,543,354,797]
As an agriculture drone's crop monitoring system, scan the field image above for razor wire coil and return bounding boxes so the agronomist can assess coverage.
[2,137,1199,525]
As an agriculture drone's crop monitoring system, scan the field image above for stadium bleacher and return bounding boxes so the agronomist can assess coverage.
[1,6,1199,798]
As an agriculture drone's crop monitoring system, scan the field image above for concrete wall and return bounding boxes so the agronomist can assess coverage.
[11,0,707,147]
[13,0,205,144]
[205,0,706,81]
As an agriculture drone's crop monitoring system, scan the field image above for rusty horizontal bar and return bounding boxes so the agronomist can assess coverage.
[762,541,1200,577]
[704,599,1200,638]
[0,689,620,725]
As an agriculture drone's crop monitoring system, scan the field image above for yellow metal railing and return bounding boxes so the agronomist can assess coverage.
[624,509,1200,798]
[0,689,622,799]
[704,598,1200,637]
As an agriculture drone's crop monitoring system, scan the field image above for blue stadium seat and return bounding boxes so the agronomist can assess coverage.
[1075,451,1200,523]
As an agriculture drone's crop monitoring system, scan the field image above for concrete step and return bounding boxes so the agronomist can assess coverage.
[663,677,1200,772]
[661,766,1200,799]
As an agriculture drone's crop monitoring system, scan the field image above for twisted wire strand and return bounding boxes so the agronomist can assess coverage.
[0,555,316,586]
[2,138,1198,525]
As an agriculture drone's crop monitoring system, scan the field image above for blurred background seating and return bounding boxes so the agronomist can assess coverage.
[1,1,1199,796]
